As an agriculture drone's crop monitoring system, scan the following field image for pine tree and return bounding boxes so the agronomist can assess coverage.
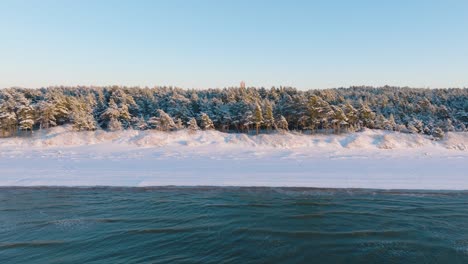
[375,114,387,130]
[242,110,253,133]
[276,115,288,131]
[0,86,467,137]
[70,98,96,131]
[100,99,122,131]
[254,102,263,135]
[156,109,176,131]
[147,116,159,130]
[307,95,333,131]
[432,127,445,140]
[48,92,70,125]
[263,101,275,132]
[119,104,132,129]
[344,103,358,131]
[0,95,17,136]
[175,118,184,130]
[108,118,123,131]
[358,103,376,129]
[17,105,35,132]
[187,117,200,132]
[331,105,348,133]
[199,113,214,130]
[35,101,57,130]
[444,119,455,132]
[131,116,147,130]
[386,114,396,131]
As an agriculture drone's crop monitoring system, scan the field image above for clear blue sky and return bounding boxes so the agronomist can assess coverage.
[1,0,467,89]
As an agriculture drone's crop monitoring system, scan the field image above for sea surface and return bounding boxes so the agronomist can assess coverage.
[1,187,468,263]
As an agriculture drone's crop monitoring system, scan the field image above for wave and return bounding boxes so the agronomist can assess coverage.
[0,240,66,249]
[234,228,409,238]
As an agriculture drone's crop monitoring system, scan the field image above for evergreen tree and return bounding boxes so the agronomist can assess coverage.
[187,117,200,132]
[386,114,396,131]
[147,116,159,130]
[156,109,176,131]
[70,98,97,131]
[35,101,57,130]
[100,99,122,131]
[0,86,467,137]
[307,95,333,130]
[276,115,289,131]
[254,102,263,135]
[344,102,359,131]
[331,105,348,133]
[119,104,132,129]
[175,118,184,130]
[263,101,275,132]
[358,103,376,129]
[0,95,17,136]
[131,116,147,130]
[17,105,35,132]
[48,93,70,125]
[199,112,215,130]
[432,127,445,140]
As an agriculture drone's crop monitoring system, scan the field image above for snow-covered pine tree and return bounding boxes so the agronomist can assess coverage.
[119,104,132,129]
[276,115,289,131]
[47,92,70,125]
[263,100,275,132]
[406,123,419,134]
[199,112,214,130]
[99,99,122,131]
[375,114,387,130]
[385,114,396,131]
[307,95,333,131]
[17,104,35,133]
[187,117,200,133]
[358,103,376,129]
[147,116,159,130]
[254,102,263,135]
[0,94,17,136]
[70,97,97,131]
[444,119,455,132]
[175,118,184,130]
[35,101,57,130]
[130,116,147,130]
[156,109,176,131]
[108,118,123,131]
[432,127,445,140]
[344,102,358,131]
[2,90,35,134]
[331,105,348,133]
[0,86,467,136]
[242,110,253,133]
[408,118,424,133]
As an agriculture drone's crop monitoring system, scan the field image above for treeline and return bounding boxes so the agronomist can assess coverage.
[0,86,467,139]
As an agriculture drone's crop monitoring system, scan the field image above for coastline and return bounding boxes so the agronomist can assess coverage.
[1,127,467,190]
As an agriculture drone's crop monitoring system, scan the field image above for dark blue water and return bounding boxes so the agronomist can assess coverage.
[1,187,468,263]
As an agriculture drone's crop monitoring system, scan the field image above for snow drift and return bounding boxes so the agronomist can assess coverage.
[0,126,467,190]
[1,125,466,150]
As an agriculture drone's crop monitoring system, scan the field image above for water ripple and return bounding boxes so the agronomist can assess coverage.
[0,187,467,263]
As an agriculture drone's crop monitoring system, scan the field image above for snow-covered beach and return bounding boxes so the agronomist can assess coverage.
[1,126,466,190]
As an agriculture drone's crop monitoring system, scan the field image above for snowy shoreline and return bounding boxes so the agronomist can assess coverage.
[0,126,467,190]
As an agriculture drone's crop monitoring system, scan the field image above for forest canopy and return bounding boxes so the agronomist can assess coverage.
[1,86,467,139]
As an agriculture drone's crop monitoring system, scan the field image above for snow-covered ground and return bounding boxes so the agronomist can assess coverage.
[0,126,467,190]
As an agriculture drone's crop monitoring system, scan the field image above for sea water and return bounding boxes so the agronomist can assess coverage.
[1,187,468,263]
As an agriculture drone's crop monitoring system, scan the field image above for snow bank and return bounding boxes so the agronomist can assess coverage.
[0,125,466,150]
[0,126,466,189]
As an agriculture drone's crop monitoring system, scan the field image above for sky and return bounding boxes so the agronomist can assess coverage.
[0,0,467,90]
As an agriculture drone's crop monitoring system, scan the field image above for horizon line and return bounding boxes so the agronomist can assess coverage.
[2,84,467,90]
